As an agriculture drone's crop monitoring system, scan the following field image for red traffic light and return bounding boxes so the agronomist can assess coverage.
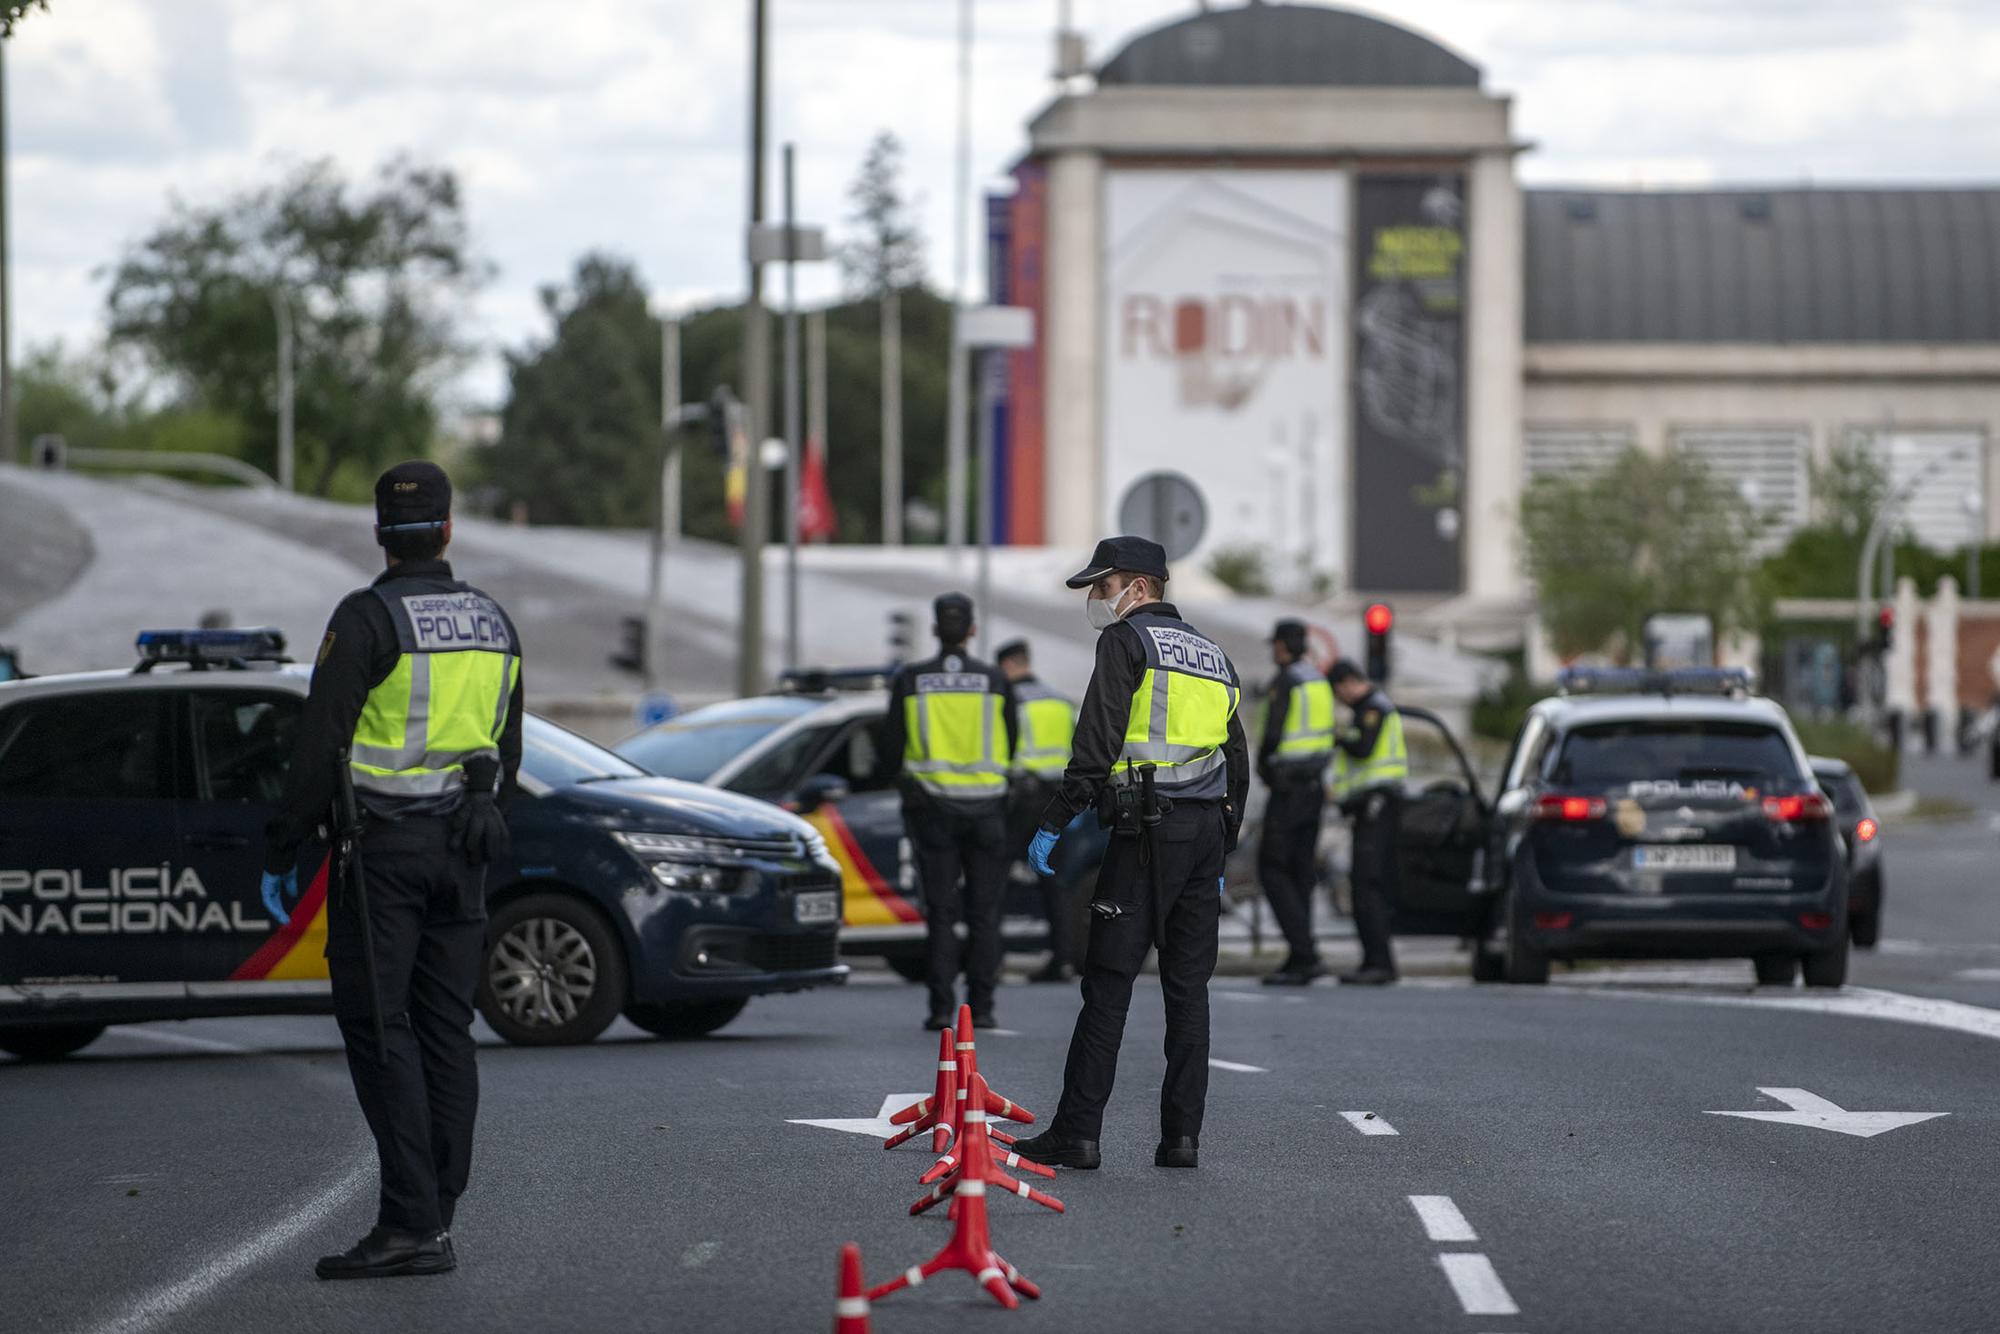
[1877,607,1894,629]
[1364,603,1394,635]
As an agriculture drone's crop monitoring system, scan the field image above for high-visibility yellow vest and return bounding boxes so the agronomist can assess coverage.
[1330,694,1408,801]
[1114,611,1240,800]
[1013,679,1074,779]
[350,576,520,806]
[902,657,1009,802]
[1272,659,1335,770]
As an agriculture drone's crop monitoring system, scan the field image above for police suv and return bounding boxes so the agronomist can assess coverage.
[615,669,1104,980]
[0,630,847,1060]
[1411,668,1849,986]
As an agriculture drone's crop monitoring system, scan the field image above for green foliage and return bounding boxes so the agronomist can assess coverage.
[2,2,48,35]
[839,131,926,297]
[1520,449,1767,661]
[1809,437,1889,539]
[1471,655,1548,742]
[15,343,247,478]
[1793,719,1900,794]
[105,157,484,500]
[1205,545,1273,597]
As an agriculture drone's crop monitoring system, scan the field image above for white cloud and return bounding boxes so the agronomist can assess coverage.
[3,0,1995,407]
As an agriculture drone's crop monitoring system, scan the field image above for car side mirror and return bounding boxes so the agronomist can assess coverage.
[797,773,850,812]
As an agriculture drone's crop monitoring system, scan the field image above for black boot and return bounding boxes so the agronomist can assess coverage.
[1338,966,1398,986]
[1012,1129,1101,1170]
[1154,1136,1199,1168]
[314,1227,455,1280]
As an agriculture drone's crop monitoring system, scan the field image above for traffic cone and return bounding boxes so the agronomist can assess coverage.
[833,1242,872,1333]
[883,1028,957,1153]
[868,1084,1044,1311]
[909,1078,1064,1215]
[954,1004,1035,1124]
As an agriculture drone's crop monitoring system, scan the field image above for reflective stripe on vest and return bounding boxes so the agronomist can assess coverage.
[1275,660,1336,767]
[1014,682,1074,779]
[1330,707,1408,801]
[1114,613,1240,800]
[903,667,1009,801]
[351,580,519,804]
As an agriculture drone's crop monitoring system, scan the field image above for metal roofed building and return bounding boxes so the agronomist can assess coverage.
[985,2,2000,634]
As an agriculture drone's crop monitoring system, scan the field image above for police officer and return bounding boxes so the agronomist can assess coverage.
[1328,658,1407,986]
[1257,619,1336,985]
[1015,537,1247,1171]
[262,461,523,1280]
[880,593,1019,1030]
[996,638,1079,982]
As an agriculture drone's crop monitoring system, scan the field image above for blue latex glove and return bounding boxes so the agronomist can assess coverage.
[1218,875,1226,897]
[1028,828,1060,877]
[260,868,298,925]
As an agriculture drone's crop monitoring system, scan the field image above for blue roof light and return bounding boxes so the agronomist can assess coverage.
[135,628,289,669]
[1555,666,1754,698]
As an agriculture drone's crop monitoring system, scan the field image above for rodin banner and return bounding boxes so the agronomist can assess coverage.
[1351,173,1466,592]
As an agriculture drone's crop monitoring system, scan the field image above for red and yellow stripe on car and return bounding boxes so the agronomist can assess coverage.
[802,806,921,927]
[229,855,332,981]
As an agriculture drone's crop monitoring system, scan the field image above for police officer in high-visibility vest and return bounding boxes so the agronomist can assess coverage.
[262,462,523,1280]
[1257,619,1337,985]
[1015,537,1248,1172]
[1327,658,1407,985]
[996,638,1079,982]
[880,593,1019,1030]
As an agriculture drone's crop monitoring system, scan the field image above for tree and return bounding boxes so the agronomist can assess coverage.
[839,131,926,296]
[482,255,661,528]
[2,2,48,35]
[105,157,484,497]
[1519,449,1765,661]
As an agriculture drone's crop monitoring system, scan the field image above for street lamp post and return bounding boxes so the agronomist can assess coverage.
[1856,445,1968,640]
[644,304,682,694]
[1964,492,1984,601]
[738,0,771,698]
[270,289,295,493]
[956,304,1036,654]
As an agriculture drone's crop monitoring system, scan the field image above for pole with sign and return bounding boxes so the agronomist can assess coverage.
[957,305,1036,654]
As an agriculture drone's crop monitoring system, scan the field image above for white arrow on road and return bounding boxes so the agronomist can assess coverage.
[1704,1087,1948,1139]
[788,1094,929,1138]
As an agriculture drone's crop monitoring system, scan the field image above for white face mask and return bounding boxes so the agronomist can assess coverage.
[1085,580,1139,632]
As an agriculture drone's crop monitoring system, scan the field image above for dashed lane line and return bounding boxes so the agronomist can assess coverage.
[1207,1058,1268,1073]
[1438,1254,1521,1317]
[1340,1111,1399,1136]
[1409,1195,1478,1242]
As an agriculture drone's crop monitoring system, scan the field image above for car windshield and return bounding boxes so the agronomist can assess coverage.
[522,714,647,788]
[614,697,821,783]
[1550,720,1801,787]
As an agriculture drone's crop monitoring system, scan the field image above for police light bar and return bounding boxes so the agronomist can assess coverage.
[135,627,289,672]
[777,666,890,695]
[1554,666,1754,698]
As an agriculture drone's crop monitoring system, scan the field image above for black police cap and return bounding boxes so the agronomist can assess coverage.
[933,592,974,638]
[994,638,1030,664]
[1327,657,1367,686]
[1271,619,1308,653]
[375,460,452,530]
[1065,535,1169,590]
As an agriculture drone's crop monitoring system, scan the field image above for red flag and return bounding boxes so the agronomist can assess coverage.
[799,435,837,543]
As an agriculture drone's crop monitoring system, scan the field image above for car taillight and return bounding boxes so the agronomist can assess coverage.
[1855,817,1878,843]
[1533,794,1606,822]
[1762,792,1831,822]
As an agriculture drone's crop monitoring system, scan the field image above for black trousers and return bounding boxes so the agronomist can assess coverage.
[1052,799,1225,1143]
[909,797,1008,1018]
[1257,776,1326,965]
[327,814,486,1236]
[1347,791,1400,974]
[1007,776,1072,966]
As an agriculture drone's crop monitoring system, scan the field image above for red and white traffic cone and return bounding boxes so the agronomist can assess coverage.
[833,1242,872,1333]
[954,1004,1036,1125]
[909,1078,1065,1216]
[883,1027,957,1153]
[868,1080,1045,1311]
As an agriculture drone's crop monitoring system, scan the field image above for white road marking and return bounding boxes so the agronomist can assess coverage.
[1207,1058,1267,1073]
[679,1240,723,1270]
[1408,1195,1478,1242]
[1218,992,1267,1004]
[1951,967,2000,982]
[1340,1111,1399,1136]
[1517,980,2000,1044]
[74,1156,373,1334]
[1438,1254,1520,1317]
[1704,1087,1948,1138]
[788,1093,932,1138]
[110,1025,258,1055]
[983,1028,1023,1037]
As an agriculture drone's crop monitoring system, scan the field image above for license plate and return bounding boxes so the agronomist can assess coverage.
[793,891,839,925]
[1632,844,1737,872]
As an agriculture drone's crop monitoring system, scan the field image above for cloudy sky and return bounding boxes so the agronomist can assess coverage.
[8,0,1998,407]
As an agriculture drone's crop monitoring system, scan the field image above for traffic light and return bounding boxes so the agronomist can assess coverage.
[1873,606,1894,655]
[1364,602,1394,683]
[610,616,645,675]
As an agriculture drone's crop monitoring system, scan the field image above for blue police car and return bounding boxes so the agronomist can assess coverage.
[0,629,846,1060]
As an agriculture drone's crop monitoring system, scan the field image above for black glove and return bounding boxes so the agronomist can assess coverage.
[451,756,511,865]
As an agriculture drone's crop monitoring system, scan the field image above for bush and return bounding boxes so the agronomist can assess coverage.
[1792,719,1900,794]
[1205,544,1272,597]
[1471,657,1548,742]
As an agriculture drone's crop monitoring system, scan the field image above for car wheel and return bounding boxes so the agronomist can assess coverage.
[1802,934,1849,989]
[0,1023,105,1061]
[1753,954,1798,987]
[1502,896,1549,985]
[478,893,629,1046]
[886,954,929,984]
[625,997,749,1039]
[1850,910,1881,949]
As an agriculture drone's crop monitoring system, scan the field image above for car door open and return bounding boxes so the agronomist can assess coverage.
[1387,705,1491,935]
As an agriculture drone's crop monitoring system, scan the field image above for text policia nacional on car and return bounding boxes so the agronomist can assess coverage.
[0,865,270,936]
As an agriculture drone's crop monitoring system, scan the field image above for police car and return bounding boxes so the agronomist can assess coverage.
[0,629,847,1061]
[1408,668,1848,986]
[1810,755,1884,948]
[614,669,1099,980]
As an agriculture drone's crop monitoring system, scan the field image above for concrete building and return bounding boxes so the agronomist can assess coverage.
[985,2,2000,646]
